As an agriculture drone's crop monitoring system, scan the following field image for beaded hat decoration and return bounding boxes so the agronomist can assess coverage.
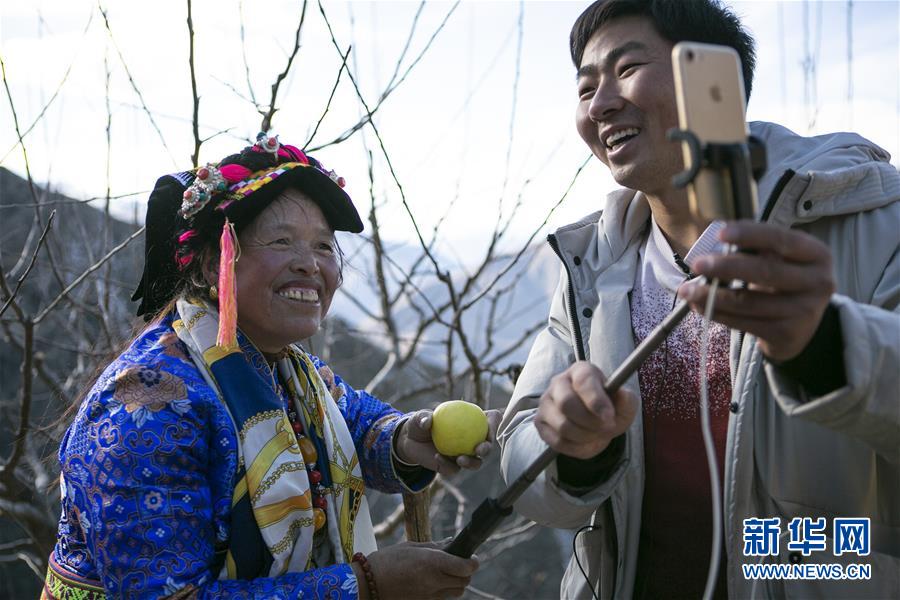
[132,133,364,330]
[179,164,227,219]
[178,135,349,221]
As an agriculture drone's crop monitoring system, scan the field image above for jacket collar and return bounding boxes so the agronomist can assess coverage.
[551,188,650,289]
[750,121,900,225]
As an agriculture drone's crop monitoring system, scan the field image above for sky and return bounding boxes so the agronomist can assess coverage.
[2,0,898,268]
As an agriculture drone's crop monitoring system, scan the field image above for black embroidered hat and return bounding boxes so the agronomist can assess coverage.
[131,134,363,319]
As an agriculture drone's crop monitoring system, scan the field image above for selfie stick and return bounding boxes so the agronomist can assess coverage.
[444,131,766,559]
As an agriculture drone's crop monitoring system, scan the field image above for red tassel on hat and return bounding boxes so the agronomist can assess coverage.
[216,219,239,349]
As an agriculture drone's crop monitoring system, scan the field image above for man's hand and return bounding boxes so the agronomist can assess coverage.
[678,221,835,362]
[395,409,502,476]
[535,361,638,459]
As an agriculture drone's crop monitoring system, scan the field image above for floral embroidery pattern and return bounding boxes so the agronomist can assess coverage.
[49,315,425,598]
[316,364,346,404]
[110,366,191,427]
[341,575,359,595]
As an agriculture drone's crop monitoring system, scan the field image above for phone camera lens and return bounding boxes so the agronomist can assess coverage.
[686,50,695,61]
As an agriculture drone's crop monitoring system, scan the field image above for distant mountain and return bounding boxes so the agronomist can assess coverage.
[333,230,561,370]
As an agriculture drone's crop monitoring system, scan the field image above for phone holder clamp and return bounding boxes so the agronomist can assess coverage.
[667,129,767,221]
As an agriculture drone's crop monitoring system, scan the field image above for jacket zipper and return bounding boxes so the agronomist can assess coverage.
[547,233,587,362]
[733,169,795,381]
[544,168,795,387]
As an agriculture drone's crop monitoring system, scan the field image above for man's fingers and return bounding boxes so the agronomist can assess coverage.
[535,398,617,458]
[568,362,614,420]
[719,221,830,261]
[544,373,605,432]
[674,308,802,353]
[680,285,819,319]
[536,362,636,458]
[690,252,833,294]
[538,388,604,440]
[536,426,611,459]
[610,388,638,429]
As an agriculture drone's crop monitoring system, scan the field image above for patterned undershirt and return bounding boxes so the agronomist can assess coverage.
[630,219,731,599]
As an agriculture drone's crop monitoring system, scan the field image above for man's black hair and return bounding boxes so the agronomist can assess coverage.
[570,0,756,100]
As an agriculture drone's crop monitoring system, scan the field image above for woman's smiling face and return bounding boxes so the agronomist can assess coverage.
[233,189,340,353]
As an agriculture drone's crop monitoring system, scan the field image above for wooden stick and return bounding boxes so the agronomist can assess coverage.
[402,489,432,542]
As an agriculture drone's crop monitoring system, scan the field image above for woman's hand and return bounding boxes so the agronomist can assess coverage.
[394,409,502,476]
[360,541,479,599]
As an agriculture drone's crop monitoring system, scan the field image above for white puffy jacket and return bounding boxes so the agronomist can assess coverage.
[498,121,900,599]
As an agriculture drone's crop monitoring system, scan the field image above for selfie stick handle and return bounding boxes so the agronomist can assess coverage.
[444,133,766,559]
[445,300,691,558]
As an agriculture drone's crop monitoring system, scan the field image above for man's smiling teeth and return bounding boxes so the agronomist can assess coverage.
[606,127,640,149]
[277,289,319,303]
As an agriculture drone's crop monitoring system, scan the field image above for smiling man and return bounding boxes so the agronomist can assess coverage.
[497,1,899,598]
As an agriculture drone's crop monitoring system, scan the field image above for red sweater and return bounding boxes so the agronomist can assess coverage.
[631,285,731,599]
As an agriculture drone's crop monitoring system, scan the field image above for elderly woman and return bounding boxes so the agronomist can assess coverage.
[43,135,495,599]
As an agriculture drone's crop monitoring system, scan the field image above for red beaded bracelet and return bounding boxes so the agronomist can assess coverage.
[352,552,379,600]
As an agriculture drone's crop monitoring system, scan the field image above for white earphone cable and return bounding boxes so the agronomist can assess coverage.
[699,241,736,600]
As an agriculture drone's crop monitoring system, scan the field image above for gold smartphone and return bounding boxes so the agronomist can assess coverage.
[672,42,757,221]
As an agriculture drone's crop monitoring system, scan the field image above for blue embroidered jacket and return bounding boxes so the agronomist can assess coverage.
[51,316,430,599]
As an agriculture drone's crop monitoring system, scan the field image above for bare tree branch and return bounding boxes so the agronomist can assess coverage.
[0,189,148,209]
[411,21,519,169]
[0,210,55,320]
[303,45,351,150]
[433,475,466,532]
[465,585,506,600]
[461,154,591,311]
[34,227,145,324]
[187,0,201,167]
[308,1,460,152]
[259,0,308,133]
[372,499,405,540]
[365,150,401,357]
[33,352,70,406]
[319,2,446,284]
[0,55,65,289]
[365,351,397,394]
[237,0,260,108]
[0,321,33,482]
[211,75,260,108]
[0,9,94,165]
[0,539,33,553]
[385,2,426,91]
[101,46,114,338]
[71,206,116,347]
[0,550,42,579]
[496,0,525,205]
[98,3,177,167]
